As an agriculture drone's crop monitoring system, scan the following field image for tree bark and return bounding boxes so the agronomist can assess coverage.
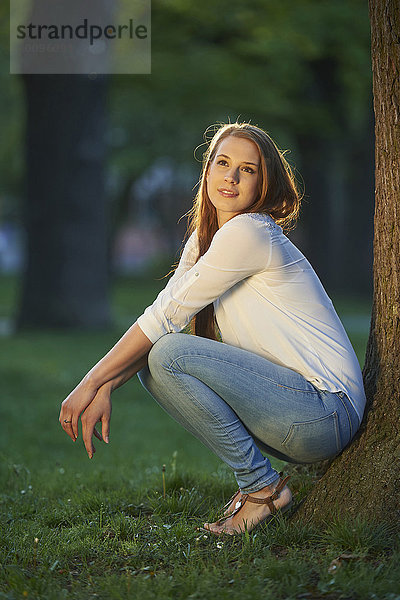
[17,75,112,330]
[293,0,400,525]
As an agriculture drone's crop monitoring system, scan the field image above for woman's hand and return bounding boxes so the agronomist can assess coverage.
[59,322,151,449]
[59,377,99,441]
[80,384,112,459]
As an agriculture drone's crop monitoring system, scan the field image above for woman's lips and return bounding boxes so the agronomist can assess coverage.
[218,188,239,197]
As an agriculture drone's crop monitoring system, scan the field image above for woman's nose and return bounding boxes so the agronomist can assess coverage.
[224,170,238,184]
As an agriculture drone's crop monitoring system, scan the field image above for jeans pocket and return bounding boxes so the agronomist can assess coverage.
[281,411,341,464]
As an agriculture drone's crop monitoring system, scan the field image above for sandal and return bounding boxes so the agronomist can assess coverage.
[222,488,241,516]
[200,473,293,536]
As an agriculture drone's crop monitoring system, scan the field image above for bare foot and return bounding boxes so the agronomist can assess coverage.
[204,482,292,536]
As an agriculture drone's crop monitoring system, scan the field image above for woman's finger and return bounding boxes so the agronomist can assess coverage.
[82,419,95,458]
[101,415,110,444]
[59,402,78,441]
[72,417,79,440]
[60,417,77,441]
[93,427,103,441]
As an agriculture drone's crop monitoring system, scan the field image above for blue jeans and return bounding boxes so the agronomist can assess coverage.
[137,333,360,493]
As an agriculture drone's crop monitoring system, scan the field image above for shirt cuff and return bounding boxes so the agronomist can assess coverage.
[136,312,167,345]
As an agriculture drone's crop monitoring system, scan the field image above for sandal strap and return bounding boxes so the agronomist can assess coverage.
[245,474,291,514]
[214,495,250,526]
[272,473,291,498]
[222,489,240,511]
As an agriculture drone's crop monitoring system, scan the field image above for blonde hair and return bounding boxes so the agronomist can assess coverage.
[184,122,302,339]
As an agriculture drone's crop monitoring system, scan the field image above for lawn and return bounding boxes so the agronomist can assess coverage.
[1,275,398,600]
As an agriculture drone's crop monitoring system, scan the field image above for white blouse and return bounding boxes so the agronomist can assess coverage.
[137,212,366,422]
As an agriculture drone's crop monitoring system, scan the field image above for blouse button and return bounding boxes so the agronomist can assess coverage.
[195,272,199,276]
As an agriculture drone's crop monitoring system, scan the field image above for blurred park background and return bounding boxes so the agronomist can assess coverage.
[1,0,373,334]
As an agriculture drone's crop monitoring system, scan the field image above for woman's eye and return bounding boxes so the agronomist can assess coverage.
[215,160,255,174]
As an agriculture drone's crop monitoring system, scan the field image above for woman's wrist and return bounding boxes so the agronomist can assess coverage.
[83,372,117,395]
[81,371,102,393]
[102,380,114,393]
[79,322,152,393]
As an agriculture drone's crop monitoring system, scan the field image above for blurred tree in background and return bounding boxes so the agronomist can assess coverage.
[17,75,112,330]
[0,0,373,328]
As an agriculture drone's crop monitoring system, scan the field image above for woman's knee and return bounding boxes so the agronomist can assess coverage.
[137,365,151,390]
[147,332,189,374]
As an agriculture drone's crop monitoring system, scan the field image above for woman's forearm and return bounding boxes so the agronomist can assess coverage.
[84,322,153,390]
[109,352,150,392]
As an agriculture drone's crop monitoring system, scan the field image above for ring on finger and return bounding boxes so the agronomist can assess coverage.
[64,419,72,423]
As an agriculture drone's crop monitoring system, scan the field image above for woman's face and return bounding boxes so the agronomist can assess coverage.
[206,135,261,228]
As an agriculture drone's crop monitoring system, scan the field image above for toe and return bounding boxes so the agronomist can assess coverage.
[203,522,223,536]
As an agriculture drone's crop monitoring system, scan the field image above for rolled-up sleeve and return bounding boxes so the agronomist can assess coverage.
[162,230,199,291]
[136,216,270,343]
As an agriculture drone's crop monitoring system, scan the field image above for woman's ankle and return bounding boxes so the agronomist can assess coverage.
[244,477,281,496]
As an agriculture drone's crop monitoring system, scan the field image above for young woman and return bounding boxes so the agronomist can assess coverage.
[59,122,366,536]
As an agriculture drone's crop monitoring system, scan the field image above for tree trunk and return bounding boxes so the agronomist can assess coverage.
[17,75,112,330]
[293,0,400,525]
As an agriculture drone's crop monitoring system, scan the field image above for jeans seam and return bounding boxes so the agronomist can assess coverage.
[169,353,320,395]
[337,393,354,440]
[165,363,261,472]
[333,410,341,453]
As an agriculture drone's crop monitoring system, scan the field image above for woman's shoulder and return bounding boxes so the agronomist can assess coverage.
[209,213,281,258]
[224,212,282,234]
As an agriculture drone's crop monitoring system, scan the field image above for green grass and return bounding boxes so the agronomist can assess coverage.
[1,275,397,600]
